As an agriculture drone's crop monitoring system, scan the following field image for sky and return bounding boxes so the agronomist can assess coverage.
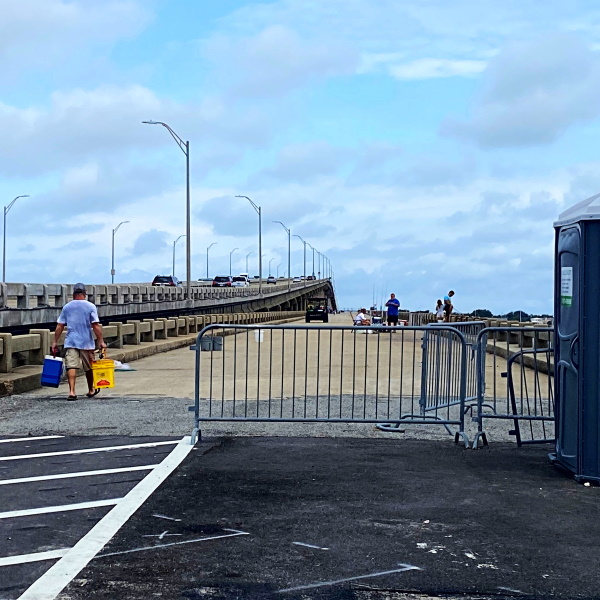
[3,0,600,315]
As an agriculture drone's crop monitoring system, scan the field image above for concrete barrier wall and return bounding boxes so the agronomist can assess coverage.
[0,311,304,373]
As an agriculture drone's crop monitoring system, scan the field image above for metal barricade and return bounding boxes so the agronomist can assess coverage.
[190,324,471,446]
[473,327,554,448]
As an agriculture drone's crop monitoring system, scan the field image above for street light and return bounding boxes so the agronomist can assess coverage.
[172,235,185,278]
[245,251,254,273]
[3,195,29,283]
[229,247,239,277]
[206,242,216,279]
[269,258,275,276]
[273,220,291,291]
[293,234,307,285]
[307,242,316,278]
[111,221,130,284]
[143,120,191,300]
[236,195,262,296]
[276,263,282,278]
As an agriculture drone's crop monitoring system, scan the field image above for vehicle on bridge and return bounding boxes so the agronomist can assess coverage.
[306,275,316,280]
[212,276,233,287]
[267,276,277,284]
[305,297,329,323]
[152,275,181,286]
[232,276,249,287]
[292,276,301,283]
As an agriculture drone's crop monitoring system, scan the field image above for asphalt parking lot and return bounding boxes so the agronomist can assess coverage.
[0,434,187,600]
[6,436,593,600]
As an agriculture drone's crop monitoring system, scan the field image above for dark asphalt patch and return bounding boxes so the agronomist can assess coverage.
[56,437,600,600]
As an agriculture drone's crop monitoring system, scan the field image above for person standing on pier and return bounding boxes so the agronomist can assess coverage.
[443,290,455,322]
[385,293,400,326]
[51,283,107,401]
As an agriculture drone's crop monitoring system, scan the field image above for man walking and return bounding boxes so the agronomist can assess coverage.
[385,293,400,326]
[51,283,106,400]
[443,290,455,322]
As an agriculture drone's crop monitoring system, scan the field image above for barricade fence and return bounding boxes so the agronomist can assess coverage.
[473,327,554,448]
[192,323,556,449]
[191,323,471,446]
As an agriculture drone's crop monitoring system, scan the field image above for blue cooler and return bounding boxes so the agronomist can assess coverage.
[41,355,63,388]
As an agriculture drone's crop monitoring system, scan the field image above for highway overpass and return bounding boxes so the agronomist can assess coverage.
[0,279,337,330]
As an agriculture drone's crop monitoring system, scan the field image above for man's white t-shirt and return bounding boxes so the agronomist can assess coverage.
[354,312,367,324]
[57,300,99,350]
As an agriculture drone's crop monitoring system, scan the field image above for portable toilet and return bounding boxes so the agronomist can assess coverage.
[552,192,600,482]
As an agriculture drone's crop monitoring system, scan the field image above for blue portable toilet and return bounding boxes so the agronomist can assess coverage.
[552,193,600,482]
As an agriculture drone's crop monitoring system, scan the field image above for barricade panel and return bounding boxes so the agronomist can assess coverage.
[191,324,469,445]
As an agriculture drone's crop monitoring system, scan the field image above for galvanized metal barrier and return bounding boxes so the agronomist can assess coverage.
[190,324,471,446]
[473,327,555,448]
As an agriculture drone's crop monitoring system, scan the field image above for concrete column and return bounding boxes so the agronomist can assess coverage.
[178,317,189,336]
[108,322,124,348]
[142,319,157,342]
[30,329,50,364]
[125,321,141,345]
[155,318,169,340]
[0,333,13,373]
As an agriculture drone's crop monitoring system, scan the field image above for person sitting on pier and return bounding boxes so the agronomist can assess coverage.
[353,308,371,326]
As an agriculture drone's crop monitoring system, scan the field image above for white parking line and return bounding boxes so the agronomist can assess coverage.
[0,548,69,567]
[0,498,120,520]
[0,436,64,444]
[0,440,178,462]
[277,563,422,593]
[0,464,159,486]
[19,436,194,600]
[98,529,249,558]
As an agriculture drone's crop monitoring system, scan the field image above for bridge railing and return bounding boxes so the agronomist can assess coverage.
[0,310,303,376]
[0,280,326,309]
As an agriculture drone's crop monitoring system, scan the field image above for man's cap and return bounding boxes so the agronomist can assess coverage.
[73,283,87,293]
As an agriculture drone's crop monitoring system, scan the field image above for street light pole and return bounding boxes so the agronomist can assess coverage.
[3,195,29,283]
[206,243,216,279]
[172,235,185,277]
[307,243,315,278]
[111,221,130,284]
[293,234,306,285]
[236,196,262,296]
[142,120,191,301]
[273,220,291,291]
[229,247,239,277]
[245,251,254,273]
[269,258,275,276]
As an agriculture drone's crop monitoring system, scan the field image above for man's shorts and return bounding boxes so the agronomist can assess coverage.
[387,314,399,325]
[64,348,94,371]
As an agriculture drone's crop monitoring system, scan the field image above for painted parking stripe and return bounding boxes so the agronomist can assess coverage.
[0,548,69,567]
[0,498,120,520]
[0,435,64,444]
[19,436,194,600]
[0,440,178,462]
[0,464,159,486]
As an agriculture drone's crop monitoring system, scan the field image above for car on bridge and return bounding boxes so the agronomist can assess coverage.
[292,276,302,283]
[305,297,328,323]
[152,275,181,286]
[306,275,316,280]
[266,276,277,284]
[212,276,233,287]
[231,276,249,287]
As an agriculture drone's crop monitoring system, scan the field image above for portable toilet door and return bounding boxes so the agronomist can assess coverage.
[553,192,600,483]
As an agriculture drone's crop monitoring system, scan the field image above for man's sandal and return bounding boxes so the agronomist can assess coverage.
[67,395,78,401]
[86,389,101,398]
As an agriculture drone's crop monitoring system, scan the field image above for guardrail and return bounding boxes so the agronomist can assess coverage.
[0,281,328,310]
[0,311,302,374]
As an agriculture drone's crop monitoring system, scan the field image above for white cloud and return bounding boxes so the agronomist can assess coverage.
[442,34,600,147]
[389,58,486,80]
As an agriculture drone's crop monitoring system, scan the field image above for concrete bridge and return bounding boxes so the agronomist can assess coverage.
[0,279,337,329]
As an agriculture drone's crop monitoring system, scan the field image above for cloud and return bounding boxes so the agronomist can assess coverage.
[130,229,169,256]
[441,33,600,147]
[202,25,358,98]
[0,0,151,85]
[383,58,486,80]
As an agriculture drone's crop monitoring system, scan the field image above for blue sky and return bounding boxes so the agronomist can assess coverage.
[3,0,600,314]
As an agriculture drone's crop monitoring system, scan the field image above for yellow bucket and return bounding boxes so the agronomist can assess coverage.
[91,359,115,389]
